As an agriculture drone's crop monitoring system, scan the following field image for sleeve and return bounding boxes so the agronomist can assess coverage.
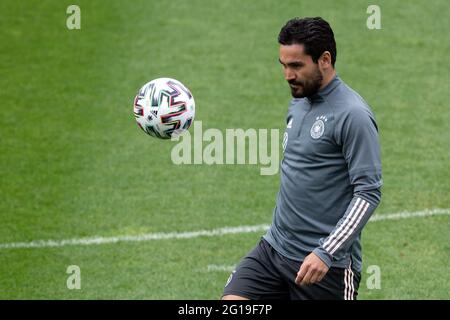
[312,106,383,267]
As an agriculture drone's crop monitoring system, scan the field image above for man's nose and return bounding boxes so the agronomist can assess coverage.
[284,68,295,81]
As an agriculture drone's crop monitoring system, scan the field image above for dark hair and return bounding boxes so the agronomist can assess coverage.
[278,17,337,67]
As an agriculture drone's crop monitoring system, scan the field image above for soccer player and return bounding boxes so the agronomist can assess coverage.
[222,17,382,300]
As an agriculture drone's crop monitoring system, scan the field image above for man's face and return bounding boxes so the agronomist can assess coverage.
[279,44,323,98]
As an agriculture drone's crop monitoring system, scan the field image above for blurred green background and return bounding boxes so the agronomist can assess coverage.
[0,0,448,299]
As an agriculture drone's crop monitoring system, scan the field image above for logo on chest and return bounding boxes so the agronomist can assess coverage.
[310,115,328,139]
[287,118,293,129]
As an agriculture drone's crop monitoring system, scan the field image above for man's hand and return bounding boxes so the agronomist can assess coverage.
[295,252,329,286]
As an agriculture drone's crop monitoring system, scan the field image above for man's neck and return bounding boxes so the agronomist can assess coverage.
[319,69,336,90]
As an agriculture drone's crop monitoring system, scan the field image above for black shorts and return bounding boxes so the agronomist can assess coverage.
[223,238,361,300]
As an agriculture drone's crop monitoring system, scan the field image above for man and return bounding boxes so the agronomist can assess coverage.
[222,17,382,300]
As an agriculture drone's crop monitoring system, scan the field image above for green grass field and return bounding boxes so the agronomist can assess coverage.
[0,0,449,299]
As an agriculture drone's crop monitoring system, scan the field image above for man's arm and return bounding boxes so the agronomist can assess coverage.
[296,105,383,285]
[312,189,381,268]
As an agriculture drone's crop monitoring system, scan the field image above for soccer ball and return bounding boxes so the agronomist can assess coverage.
[133,78,195,139]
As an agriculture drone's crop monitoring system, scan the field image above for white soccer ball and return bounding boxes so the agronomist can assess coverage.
[133,78,195,139]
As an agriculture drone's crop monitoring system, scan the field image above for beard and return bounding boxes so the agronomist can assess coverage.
[288,67,323,98]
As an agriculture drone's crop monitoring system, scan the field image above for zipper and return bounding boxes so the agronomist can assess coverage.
[297,101,312,138]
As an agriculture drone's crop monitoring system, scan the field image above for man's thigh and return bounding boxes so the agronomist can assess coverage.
[286,265,361,300]
[222,239,289,300]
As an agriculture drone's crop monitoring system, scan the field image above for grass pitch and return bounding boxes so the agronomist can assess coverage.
[0,0,449,299]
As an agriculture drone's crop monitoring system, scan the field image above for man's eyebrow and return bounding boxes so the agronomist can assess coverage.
[278,59,304,66]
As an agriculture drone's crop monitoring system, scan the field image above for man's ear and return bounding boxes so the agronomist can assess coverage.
[319,51,332,69]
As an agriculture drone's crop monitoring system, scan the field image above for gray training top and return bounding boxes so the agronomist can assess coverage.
[264,75,382,273]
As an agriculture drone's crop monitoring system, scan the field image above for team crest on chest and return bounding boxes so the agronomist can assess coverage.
[310,115,327,139]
